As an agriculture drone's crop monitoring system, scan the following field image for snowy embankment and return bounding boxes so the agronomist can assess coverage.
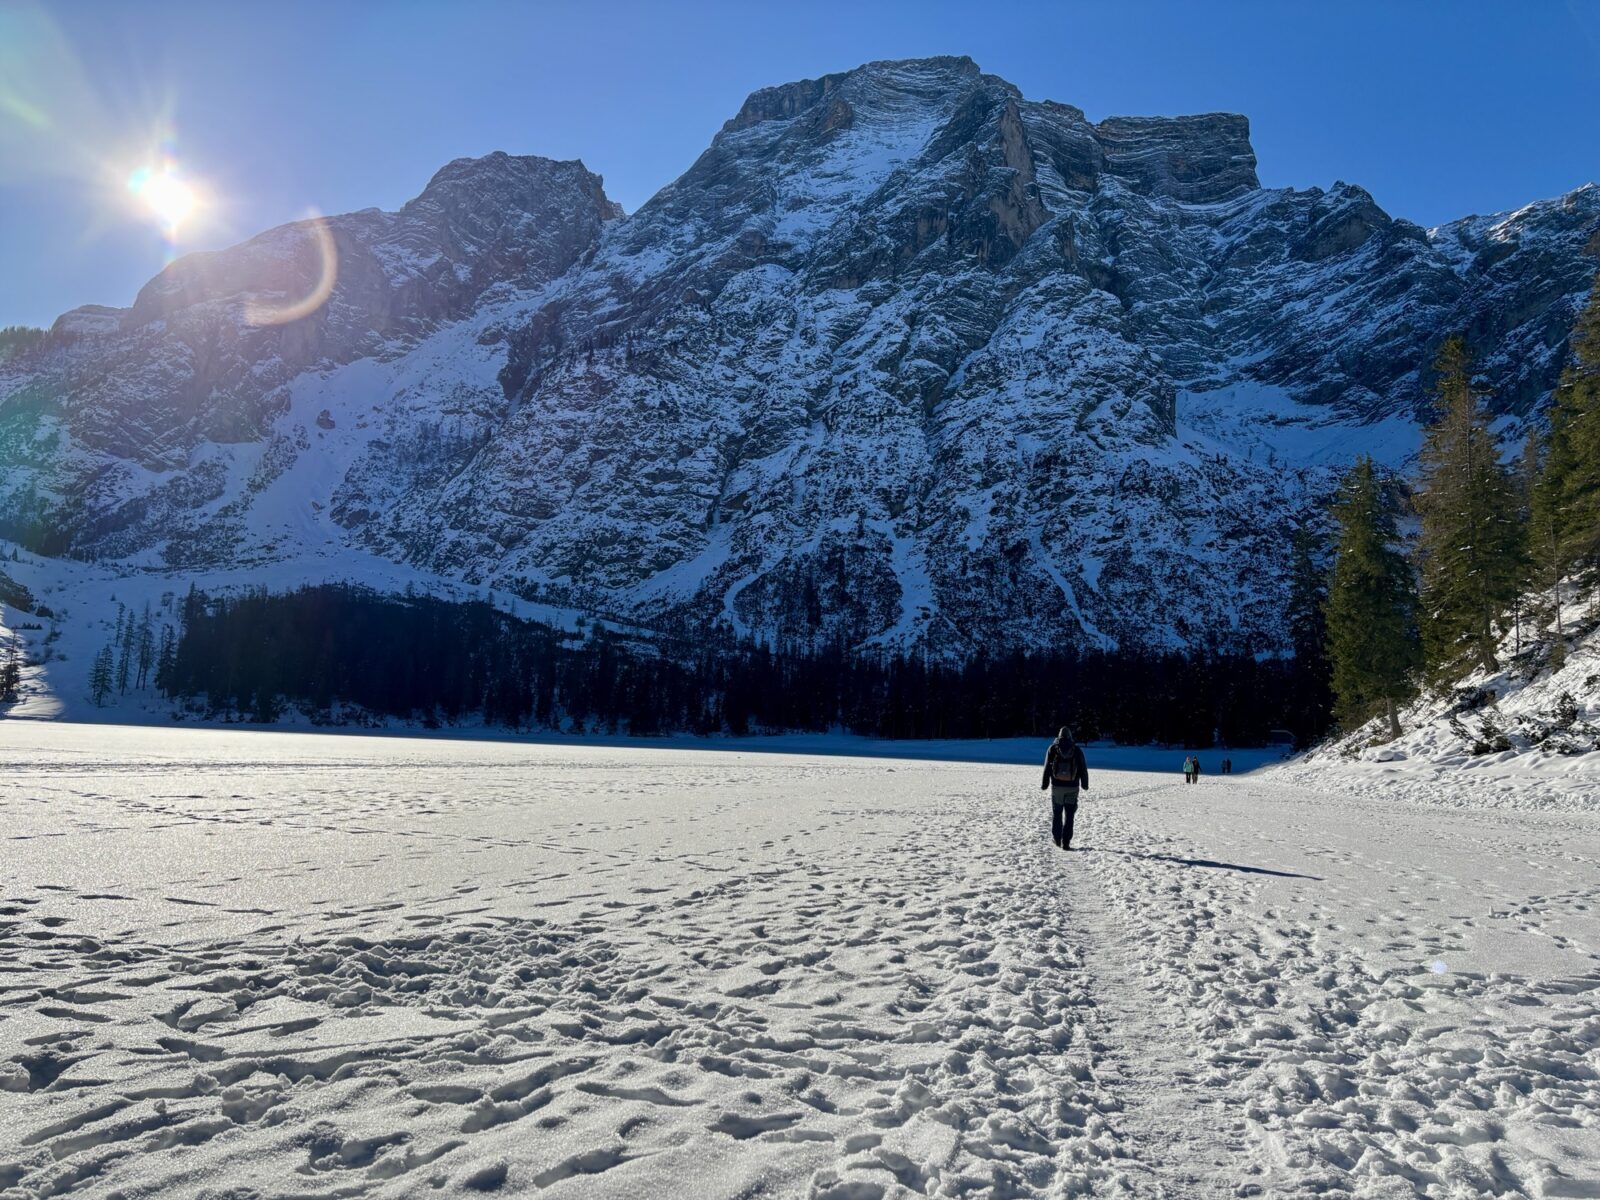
[2,725,1596,1198]
[1270,595,1600,815]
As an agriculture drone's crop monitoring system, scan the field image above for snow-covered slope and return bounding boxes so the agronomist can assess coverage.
[3,56,1598,659]
[1273,594,1600,812]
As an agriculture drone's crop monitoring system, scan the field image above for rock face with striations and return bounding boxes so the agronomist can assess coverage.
[2,57,1597,654]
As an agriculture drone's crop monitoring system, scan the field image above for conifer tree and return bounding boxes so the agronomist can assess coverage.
[136,604,155,689]
[1284,521,1333,738]
[1287,522,1329,667]
[115,613,134,694]
[156,624,177,694]
[0,638,20,703]
[1511,426,1542,656]
[1413,337,1523,678]
[1325,458,1419,738]
[90,644,114,707]
[1530,270,1600,665]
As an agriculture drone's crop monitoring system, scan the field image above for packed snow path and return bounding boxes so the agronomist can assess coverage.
[1,728,1597,1199]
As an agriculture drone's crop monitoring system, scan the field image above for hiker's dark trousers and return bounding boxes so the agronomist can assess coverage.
[1050,783,1080,846]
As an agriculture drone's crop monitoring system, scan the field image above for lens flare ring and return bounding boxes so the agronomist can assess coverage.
[244,212,338,327]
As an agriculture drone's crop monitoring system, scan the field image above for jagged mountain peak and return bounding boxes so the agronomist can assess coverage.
[720,56,1267,206]
[715,57,1259,206]
[1432,179,1600,233]
[723,56,989,133]
[407,150,624,221]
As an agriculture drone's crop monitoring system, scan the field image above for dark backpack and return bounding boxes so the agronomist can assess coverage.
[1052,744,1081,785]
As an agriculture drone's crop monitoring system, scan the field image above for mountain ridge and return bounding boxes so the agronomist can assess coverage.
[3,56,1597,658]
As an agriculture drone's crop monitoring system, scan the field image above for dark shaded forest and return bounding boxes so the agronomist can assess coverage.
[161,584,1329,746]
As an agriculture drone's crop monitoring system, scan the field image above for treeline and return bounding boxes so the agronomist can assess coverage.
[0,325,47,361]
[0,324,78,363]
[1322,269,1600,737]
[162,584,1327,745]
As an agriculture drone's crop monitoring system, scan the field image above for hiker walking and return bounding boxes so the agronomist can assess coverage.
[1040,727,1090,850]
[1182,755,1194,784]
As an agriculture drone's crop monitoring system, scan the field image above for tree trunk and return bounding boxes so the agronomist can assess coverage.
[1385,696,1401,740]
[1553,561,1566,669]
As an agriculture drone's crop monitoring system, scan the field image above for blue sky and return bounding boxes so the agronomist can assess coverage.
[3,0,1597,329]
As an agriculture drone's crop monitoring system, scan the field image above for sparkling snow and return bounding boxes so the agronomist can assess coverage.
[2,725,1597,1198]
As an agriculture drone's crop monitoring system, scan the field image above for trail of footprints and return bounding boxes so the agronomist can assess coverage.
[6,780,1597,1199]
[0,799,1133,1199]
[1079,786,1600,1200]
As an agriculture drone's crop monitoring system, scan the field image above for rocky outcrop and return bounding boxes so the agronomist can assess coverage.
[1095,112,1259,203]
[2,58,1597,657]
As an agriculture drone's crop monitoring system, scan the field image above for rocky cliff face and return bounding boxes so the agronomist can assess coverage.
[3,57,1597,655]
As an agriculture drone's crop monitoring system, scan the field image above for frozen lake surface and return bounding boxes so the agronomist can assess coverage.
[1,725,1597,1198]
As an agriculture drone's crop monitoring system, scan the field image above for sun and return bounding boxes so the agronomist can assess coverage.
[127,163,198,232]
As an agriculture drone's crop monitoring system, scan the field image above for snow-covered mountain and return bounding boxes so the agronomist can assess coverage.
[4,56,1598,657]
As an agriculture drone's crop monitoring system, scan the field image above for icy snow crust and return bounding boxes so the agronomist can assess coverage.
[1,725,1597,1198]
[3,60,1598,666]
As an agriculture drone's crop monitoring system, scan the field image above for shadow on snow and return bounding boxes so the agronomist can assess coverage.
[1097,849,1321,880]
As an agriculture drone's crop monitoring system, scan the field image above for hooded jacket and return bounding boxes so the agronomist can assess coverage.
[1042,738,1089,791]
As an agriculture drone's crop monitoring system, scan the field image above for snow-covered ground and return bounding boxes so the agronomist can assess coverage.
[1276,597,1600,816]
[2,725,1596,1198]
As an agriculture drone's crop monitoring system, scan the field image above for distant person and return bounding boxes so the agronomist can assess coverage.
[1182,755,1195,784]
[1194,758,1203,780]
[1040,727,1090,850]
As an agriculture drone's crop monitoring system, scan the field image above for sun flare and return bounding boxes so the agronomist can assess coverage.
[127,163,197,232]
